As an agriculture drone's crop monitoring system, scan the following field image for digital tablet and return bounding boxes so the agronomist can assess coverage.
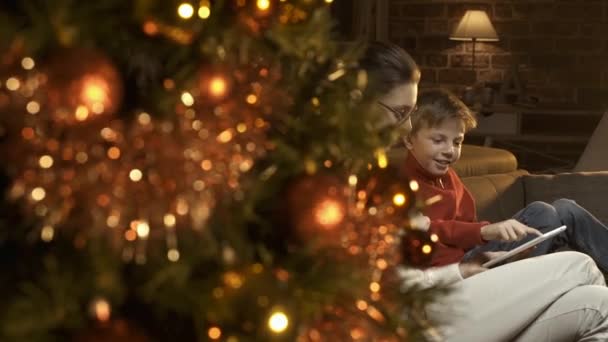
[482,225,567,268]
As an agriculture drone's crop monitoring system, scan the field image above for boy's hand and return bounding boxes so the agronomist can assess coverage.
[481,219,542,242]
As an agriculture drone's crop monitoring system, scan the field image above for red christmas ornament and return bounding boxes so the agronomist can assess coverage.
[286,173,347,247]
[43,48,123,124]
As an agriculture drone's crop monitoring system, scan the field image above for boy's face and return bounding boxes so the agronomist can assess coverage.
[377,81,418,138]
[405,117,465,177]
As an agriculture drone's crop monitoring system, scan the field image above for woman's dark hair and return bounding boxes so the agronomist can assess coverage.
[359,41,420,96]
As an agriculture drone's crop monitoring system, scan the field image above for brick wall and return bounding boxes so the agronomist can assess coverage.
[388,0,608,109]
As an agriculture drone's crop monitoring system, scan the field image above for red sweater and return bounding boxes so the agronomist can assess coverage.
[403,153,489,266]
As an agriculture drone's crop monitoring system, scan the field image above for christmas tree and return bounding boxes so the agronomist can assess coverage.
[0,0,442,340]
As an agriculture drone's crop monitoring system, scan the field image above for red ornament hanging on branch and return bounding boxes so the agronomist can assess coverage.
[43,48,123,124]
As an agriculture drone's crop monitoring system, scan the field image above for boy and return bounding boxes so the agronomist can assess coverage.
[403,89,608,271]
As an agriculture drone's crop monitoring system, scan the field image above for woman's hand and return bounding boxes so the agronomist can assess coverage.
[481,219,542,242]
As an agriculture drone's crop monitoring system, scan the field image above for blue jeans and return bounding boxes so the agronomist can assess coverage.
[463,199,608,272]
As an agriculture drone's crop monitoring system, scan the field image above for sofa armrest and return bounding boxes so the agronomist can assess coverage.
[523,172,608,224]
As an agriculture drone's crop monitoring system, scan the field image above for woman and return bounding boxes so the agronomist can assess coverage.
[361,41,608,341]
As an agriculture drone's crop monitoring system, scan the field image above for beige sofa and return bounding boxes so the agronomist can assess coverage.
[389,145,608,224]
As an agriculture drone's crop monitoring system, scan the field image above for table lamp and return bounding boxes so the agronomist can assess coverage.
[450,10,499,71]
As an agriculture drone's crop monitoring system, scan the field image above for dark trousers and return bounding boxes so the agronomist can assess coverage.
[464,199,608,272]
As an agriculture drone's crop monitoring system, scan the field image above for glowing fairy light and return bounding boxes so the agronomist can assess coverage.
[314,199,344,228]
[430,234,439,242]
[409,180,420,191]
[422,244,433,254]
[268,311,289,333]
[136,221,150,239]
[257,0,271,11]
[129,169,143,182]
[348,175,358,186]
[40,225,54,242]
[167,248,180,262]
[198,1,211,19]
[392,193,406,206]
[80,76,110,111]
[164,213,177,227]
[208,326,221,340]
[181,91,195,106]
[31,187,46,201]
[26,101,40,114]
[6,77,20,91]
[209,76,227,98]
[91,298,111,322]
[21,57,35,70]
[376,149,388,168]
[177,3,195,19]
[39,155,54,169]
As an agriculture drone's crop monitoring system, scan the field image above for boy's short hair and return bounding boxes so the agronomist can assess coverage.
[410,88,478,135]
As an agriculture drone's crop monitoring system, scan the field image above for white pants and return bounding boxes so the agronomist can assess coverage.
[433,252,608,342]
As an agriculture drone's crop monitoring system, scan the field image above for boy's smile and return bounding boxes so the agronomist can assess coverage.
[405,116,465,177]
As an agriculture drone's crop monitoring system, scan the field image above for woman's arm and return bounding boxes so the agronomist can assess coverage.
[397,263,463,291]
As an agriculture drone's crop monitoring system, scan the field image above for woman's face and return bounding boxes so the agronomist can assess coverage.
[377,81,418,143]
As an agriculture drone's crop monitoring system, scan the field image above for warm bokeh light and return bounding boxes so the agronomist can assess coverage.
[40,225,54,242]
[93,298,111,322]
[348,175,357,186]
[107,146,121,159]
[80,76,109,110]
[208,326,222,340]
[167,248,180,262]
[181,91,194,106]
[223,272,243,289]
[209,76,227,98]
[198,4,211,19]
[217,129,233,143]
[392,193,406,206]
[257,0,270,11]
[164,213,177,227]
[314,199,344,228]
[129,169,143,182]
[409,180,420,191]
[376,149,388,168]
[268,311,289,333]
[136,221,150,239]
[6,77,20,91]
[26,101,40,114]
[31,187,46,201]
[39,155,54,169]
[430,234,439,242]
[143,20,159,35]
[422,244,433,254]
[369,282,381,293]
[246,94,257,104]
[177,3,195,19]
[21,57,35,70]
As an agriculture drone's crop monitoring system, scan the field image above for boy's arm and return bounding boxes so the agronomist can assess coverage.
[429,219,490,249]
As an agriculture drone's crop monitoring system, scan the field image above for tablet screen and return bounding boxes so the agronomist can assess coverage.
[482,225,567,268]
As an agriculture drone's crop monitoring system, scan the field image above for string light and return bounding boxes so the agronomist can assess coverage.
[392,193,406,206]
[21,57,35,70]
[268,310,289,333]
[208,326,222,340]
[314,199,344,228]
[209,76,228,98]
[198,1,211,19]
[257,0,271,11]
[26,101,40,114]
[6,77,20,91]
[177,3,195,19]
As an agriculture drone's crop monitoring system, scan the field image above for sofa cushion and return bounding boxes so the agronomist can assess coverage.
[388,145,518,178]
[454,145,518,178]
[523,172,608,224]
[461,170,529,222]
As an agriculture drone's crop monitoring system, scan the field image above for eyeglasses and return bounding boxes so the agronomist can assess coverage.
[377,101,417,127]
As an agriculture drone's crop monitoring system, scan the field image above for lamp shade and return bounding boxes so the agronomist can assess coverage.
[450,10,499,42]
